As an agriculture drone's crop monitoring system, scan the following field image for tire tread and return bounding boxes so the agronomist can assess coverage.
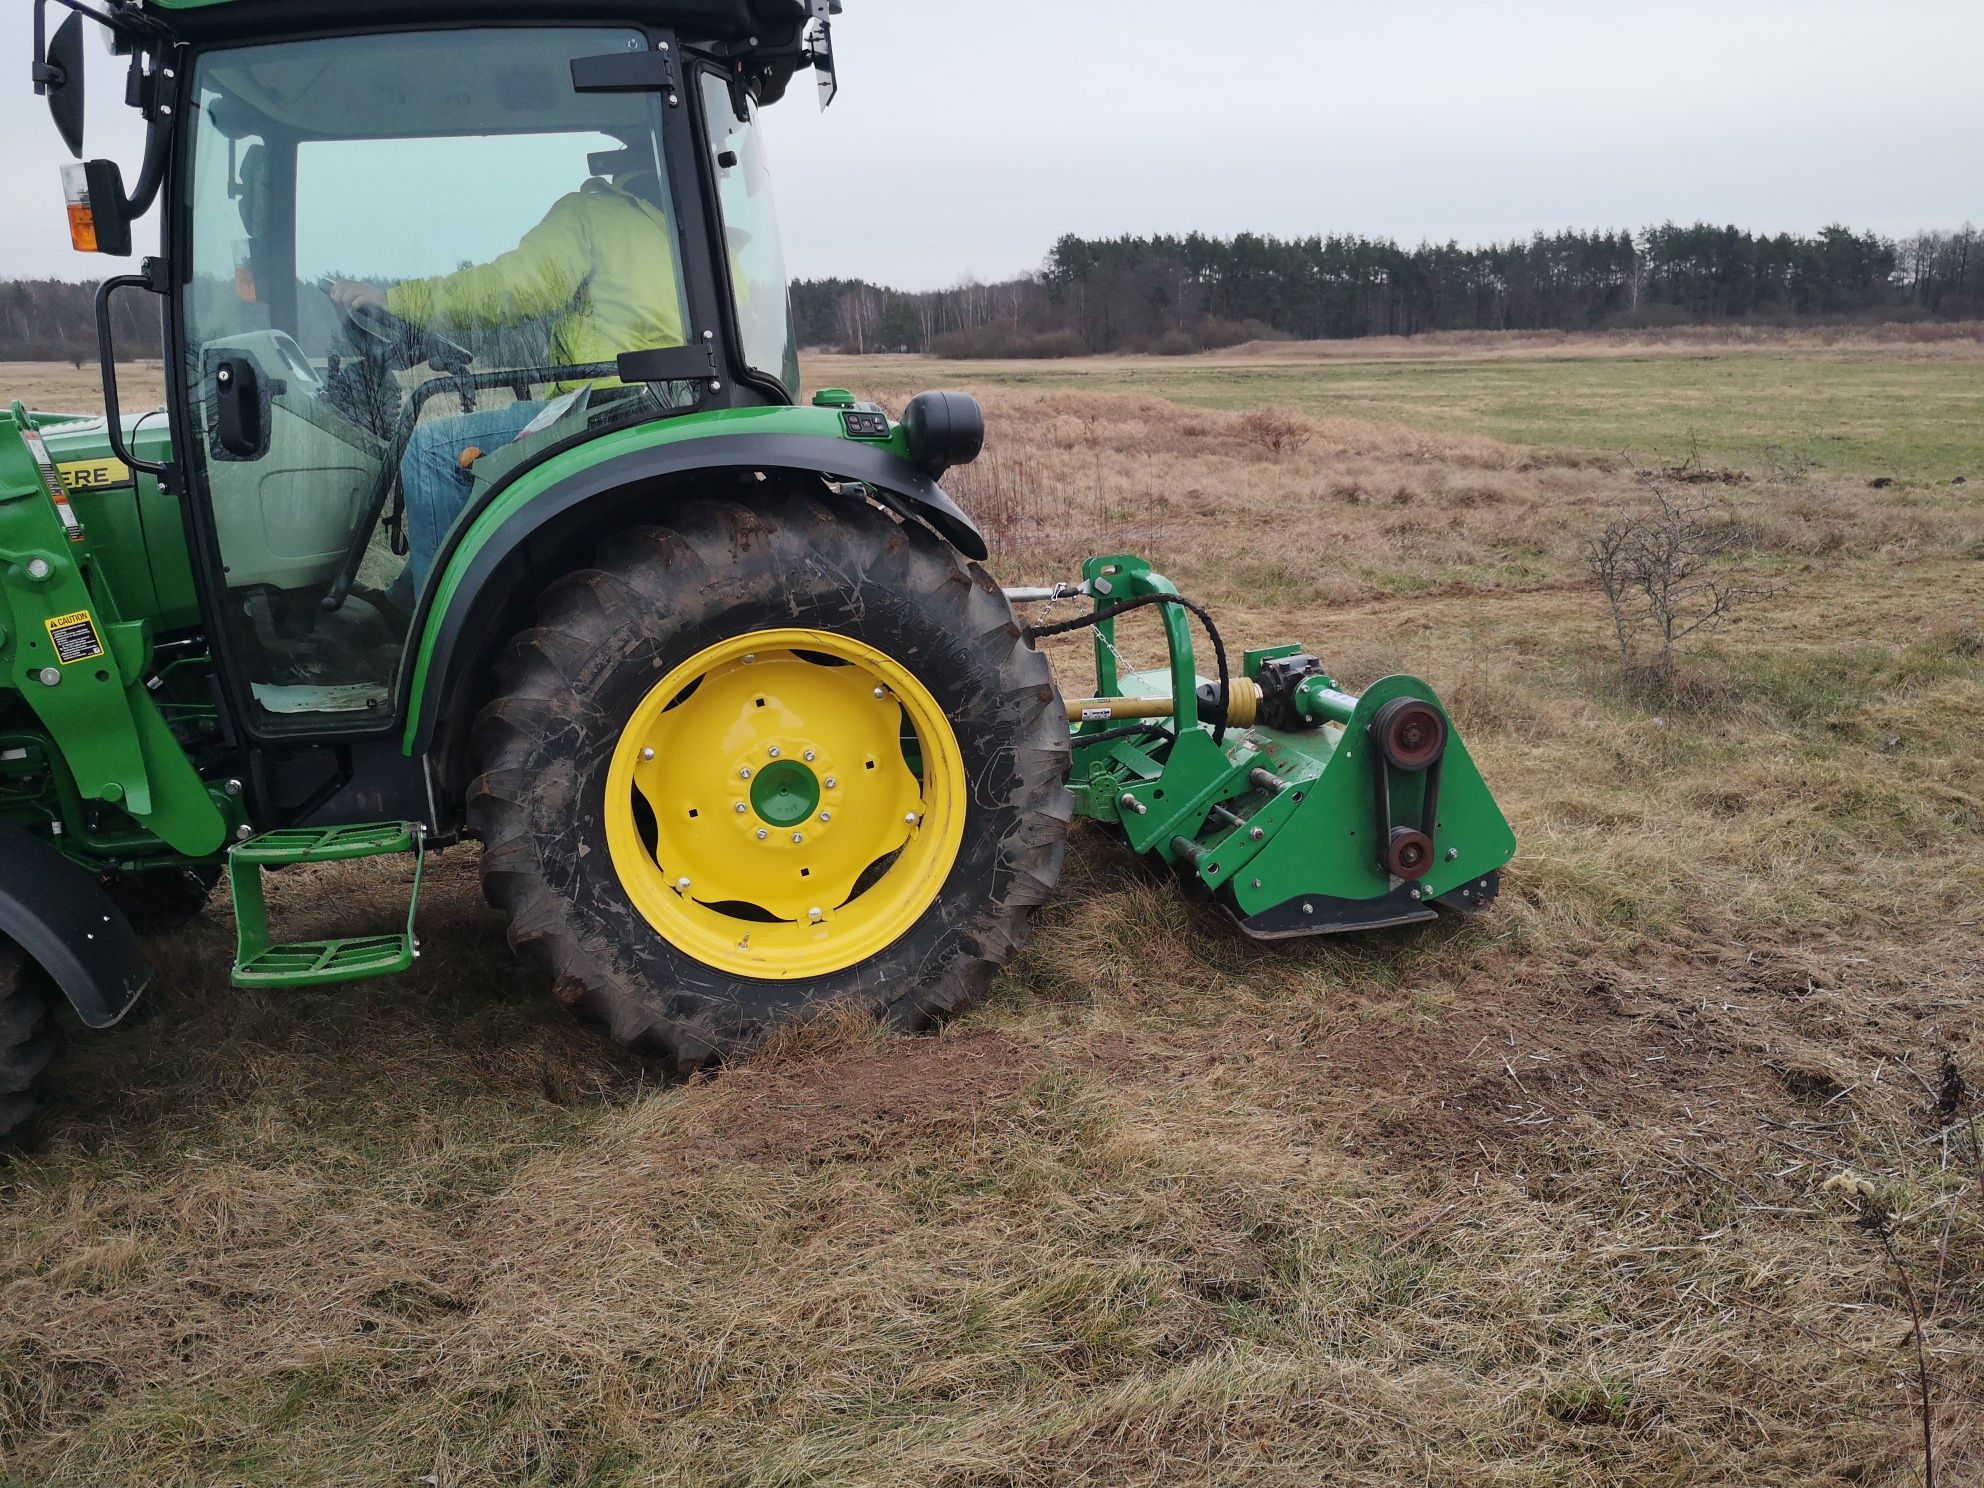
[467,493,1068,1070]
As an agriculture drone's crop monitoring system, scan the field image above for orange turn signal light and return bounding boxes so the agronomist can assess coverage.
[61,163,99,253]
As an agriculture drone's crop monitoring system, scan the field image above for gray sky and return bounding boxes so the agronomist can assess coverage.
[3,0,1979,289]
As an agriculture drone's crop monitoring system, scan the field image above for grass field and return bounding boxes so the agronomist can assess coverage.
[814,325,1984,485]
[3,331,1982,1486]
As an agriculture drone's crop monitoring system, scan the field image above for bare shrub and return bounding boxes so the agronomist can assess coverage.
[1584,471,1775,688]
[1661,431,1750,486]
[944,448,1048,562]
[1762,442,1816,482]
[1235,407,1312,460]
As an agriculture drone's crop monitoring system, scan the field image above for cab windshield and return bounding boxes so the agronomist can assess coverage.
[182,27,692,728]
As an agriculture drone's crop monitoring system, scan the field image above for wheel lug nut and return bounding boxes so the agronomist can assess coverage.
[808,907,823,921]
[819,812,832,823]
[905,813,919,826]
[768,746,781,759]
[739,767,752,781]
[756,829,769,841]
[791,832,804,844]
[640,748,656,762]
[735,803,748,814]
[677,877,692,890]
[824,777,837,789]
[873,686,887,699]
[743,654,756,664]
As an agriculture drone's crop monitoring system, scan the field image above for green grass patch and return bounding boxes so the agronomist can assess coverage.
[911,351,1984,483]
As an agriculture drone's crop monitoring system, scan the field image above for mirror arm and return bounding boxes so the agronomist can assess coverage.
[31,0,53,93]
[44,0,135,34]
[122,101,172,217]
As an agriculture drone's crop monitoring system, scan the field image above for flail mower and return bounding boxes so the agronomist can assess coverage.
[0,0,1514,1142]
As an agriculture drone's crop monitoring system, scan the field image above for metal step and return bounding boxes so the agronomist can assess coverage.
[231,821,419,866]
[228,822,424,989]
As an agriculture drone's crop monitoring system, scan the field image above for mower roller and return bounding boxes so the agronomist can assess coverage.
[1,0,1515,1144]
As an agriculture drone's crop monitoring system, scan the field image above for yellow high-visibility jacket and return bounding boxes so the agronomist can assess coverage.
[387,178,685,380]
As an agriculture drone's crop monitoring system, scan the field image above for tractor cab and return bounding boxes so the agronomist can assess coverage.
[36,0,821,732]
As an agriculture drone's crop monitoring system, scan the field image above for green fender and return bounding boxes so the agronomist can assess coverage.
[400,405,986,761]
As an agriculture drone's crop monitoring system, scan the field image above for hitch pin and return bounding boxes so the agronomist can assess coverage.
[1002,582,1087,604]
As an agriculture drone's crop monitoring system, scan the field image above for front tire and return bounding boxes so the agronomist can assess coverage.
[0,939,57,1148]
[468,493,1070,1070]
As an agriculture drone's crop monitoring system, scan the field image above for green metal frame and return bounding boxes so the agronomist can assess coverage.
[1064,555,1516,937]
[0,402,231,864]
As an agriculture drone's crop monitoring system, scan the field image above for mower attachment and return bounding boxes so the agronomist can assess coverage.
[1022,556,1516,939]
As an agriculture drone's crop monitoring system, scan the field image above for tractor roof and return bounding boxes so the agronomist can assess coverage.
[124,0,814,48]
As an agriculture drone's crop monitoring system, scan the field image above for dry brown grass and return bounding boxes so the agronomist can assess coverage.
[2,341,1981,1485]
[3,361,164,415]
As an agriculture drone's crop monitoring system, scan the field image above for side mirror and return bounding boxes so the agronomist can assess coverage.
[61,159,134,257]
[37,10,88,159]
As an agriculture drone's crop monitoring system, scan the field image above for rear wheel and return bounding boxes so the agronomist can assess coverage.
[0,939,57,1148]
[468,493,1070,1069]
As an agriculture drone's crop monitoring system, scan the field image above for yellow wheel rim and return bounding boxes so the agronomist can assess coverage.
[604,628,968,980]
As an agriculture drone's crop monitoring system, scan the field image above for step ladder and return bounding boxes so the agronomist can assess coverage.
[228,822,425,988]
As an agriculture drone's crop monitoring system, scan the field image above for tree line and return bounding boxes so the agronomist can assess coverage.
[793,222,1984,357]
[2,222,1977,363]
[0,278,161,365]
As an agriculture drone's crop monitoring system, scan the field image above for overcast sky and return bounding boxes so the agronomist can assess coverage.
[3,0,1978,289]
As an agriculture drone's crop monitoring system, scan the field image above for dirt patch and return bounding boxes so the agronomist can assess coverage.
[673,1030,1039,1166]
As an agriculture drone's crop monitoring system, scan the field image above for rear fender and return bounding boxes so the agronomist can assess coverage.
[402,431,988,782]
[0,822,151,1029]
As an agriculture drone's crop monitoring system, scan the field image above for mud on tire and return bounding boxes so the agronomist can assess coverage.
[467,493,1070,1071]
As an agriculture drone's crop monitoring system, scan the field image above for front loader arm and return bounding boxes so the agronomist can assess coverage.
[0,402,226,859]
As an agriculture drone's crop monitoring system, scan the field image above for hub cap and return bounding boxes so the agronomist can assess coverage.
[604,628,967,980]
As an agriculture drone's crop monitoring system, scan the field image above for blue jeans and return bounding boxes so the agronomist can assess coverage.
[394,400,543,602]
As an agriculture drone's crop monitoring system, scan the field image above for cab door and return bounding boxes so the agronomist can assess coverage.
[176,25,695,735]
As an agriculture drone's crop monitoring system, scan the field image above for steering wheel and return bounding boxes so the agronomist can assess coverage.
[340,297,474,374]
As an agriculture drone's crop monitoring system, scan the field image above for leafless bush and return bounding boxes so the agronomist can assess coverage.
[1235,407,1312,460]
[1822,1167,1939,1488]
[1584,471,1774,688]
[1660,431,1749,485]
[944,448,1052,563]
[1761,441,1816,482]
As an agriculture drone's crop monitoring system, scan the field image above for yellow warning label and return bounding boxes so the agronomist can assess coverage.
[44,610,106,666]
[55,457,132,492]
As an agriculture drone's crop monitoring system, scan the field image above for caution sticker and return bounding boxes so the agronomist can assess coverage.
[56,457,132,492]
[43,611,106,666]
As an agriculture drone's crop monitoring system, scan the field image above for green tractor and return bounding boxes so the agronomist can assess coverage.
[2,0,1516,1144]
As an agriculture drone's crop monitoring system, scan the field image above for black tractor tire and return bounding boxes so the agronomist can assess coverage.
[0,939,58,1148]
[468,492,1070,1071]
[105,865,221,936]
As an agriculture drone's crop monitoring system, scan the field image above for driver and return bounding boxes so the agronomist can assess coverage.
[327,133,684,599]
